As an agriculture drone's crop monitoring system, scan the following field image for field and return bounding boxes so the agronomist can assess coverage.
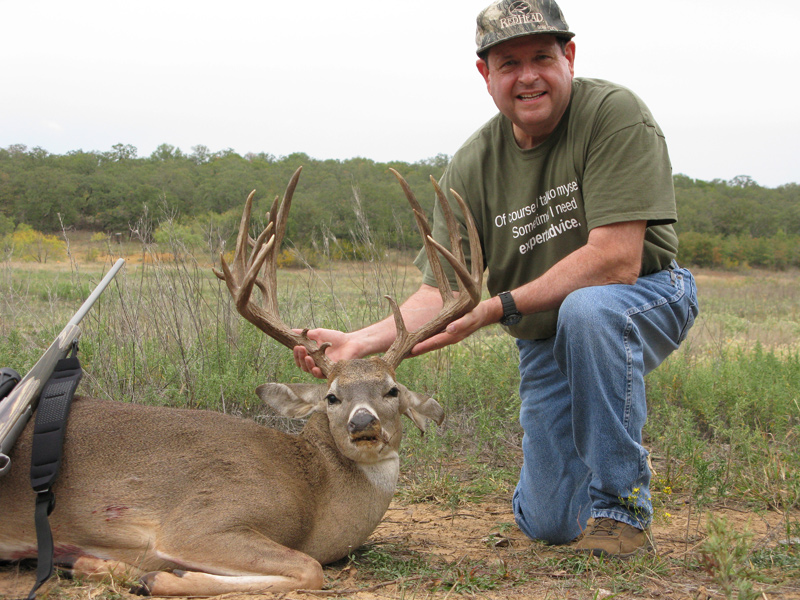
[0,234,799,600]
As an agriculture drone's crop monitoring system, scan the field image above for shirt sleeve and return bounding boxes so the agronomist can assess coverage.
[580,88,677,230]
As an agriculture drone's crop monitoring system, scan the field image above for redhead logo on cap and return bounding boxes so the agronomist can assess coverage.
[501,1,544,29]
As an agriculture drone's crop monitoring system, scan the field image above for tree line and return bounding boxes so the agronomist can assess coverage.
[1,144,798,269]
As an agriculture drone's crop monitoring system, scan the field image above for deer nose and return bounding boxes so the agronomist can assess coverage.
[348,409,378,434]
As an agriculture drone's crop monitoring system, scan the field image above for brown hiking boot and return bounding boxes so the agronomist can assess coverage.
[572,517,654,558]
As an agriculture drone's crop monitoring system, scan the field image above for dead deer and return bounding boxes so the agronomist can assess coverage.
[0,167,483,596]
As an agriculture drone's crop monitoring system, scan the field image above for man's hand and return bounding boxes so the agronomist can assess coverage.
[293,284,452,378]
[293,329,358,379]
[410,296,503,356]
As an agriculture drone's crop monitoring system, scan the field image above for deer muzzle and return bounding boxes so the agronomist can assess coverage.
[347,409,383,444]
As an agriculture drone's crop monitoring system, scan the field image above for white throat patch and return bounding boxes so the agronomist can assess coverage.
[357,457,400,497]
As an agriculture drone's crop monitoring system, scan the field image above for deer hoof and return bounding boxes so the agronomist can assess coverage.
[132,573,155,596]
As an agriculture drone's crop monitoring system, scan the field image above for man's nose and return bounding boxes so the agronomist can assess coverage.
[519,63,540,84]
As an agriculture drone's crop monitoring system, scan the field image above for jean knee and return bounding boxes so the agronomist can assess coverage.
[559,287,594,321]
[513,484,581,545]
[557,287,622,340]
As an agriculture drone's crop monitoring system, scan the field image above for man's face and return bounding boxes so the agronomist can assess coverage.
[477,35,575,149]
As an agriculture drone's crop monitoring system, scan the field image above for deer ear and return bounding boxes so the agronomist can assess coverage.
[256,383,328,418]
[397,385,445,433]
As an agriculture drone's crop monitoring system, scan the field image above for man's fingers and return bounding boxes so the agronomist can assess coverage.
[292,345,326,378]
[411,332,452,356]
[293,346,305,370]
[304,354,325,379]
[411,313,480,356]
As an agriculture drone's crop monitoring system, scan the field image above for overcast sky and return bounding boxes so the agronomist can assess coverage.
[3,0,798,188]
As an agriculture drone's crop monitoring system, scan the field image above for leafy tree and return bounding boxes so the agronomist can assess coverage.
[190,145,212,165]
[0,214,13,237]
[3,224,66,263]
[106,144,138,162]
[150,144,185,161]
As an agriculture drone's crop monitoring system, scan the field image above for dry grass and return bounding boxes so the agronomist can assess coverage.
[685,268,800,355]
[1,241,799,600]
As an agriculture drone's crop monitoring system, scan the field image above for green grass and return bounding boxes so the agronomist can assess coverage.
[646,345,800,509]
[3,252,800,514]
[2,239,800,597]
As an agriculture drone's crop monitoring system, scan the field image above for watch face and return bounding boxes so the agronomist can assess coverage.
[501,313,522,326]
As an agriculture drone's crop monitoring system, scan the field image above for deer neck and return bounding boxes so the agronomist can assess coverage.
[301,412,399,480]
[297,412,399,563]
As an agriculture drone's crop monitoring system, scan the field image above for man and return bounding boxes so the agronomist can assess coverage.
[295,0,698,557]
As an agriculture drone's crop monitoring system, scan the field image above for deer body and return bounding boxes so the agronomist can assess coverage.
[0,363,422,594]
[0,168,482,596]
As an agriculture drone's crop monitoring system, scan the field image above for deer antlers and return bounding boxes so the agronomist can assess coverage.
[214,166,483,377]
[213,167,336,376]
[382,169,483,368]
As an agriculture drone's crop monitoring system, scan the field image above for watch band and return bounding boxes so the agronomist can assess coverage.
[498,291,522,326]
[499,291,515,315]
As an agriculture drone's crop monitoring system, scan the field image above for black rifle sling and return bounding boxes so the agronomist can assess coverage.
[27,342,82,600]
[0,367,21,401]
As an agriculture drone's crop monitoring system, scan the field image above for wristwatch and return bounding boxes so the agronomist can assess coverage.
[498,291,522,326]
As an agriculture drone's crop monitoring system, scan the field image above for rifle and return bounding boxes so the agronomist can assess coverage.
[0,258,125,477]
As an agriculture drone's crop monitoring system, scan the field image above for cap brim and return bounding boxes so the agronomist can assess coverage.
[477,29,575,55]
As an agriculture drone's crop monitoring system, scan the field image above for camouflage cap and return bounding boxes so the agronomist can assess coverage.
[476,0,575,55]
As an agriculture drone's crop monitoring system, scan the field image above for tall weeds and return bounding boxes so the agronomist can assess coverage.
[1,210,799,587]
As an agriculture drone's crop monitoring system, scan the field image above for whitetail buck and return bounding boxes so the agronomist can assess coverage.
[0,167,483,596]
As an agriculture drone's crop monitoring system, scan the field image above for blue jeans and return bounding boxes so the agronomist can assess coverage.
[512,266,698,544]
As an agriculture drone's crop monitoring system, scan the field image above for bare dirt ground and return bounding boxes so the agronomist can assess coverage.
[2,497,798,600]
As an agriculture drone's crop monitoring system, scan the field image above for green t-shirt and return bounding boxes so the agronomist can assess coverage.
[415,78,679,340]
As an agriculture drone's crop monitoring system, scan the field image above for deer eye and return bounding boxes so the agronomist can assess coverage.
[326,394,341,405]
[386,387,400,398]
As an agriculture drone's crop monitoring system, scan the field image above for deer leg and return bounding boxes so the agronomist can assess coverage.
[133,535,323,596]
[58,555,147,582]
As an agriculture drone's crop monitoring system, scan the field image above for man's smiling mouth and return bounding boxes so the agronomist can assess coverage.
[518,91,546,100]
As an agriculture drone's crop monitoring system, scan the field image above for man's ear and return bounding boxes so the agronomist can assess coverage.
[477,58,491,88]
[565,40,576,75]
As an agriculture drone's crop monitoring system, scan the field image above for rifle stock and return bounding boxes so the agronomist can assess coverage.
[0,258,125,476]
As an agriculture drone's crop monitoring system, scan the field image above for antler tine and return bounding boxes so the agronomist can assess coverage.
[429,177,483,305]
[213,189,272,286]
[213,189,271,285]
[233,189,257,281]
[214,166,335,378]
[249,208,276,311]
[388,170,451,302]
[260,166,301,316]
[383,169,483,369]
